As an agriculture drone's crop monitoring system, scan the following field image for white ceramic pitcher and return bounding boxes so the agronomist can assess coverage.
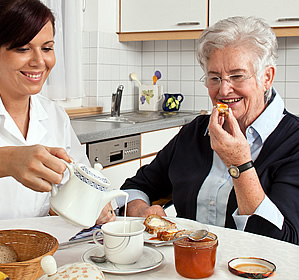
[50,162,128,228]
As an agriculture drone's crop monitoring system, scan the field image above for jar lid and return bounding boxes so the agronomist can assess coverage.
[228,257,276,278]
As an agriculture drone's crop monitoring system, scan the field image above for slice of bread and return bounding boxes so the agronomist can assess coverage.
[157,229,179,241]
[144,214,176,235]
[216,102,229,117]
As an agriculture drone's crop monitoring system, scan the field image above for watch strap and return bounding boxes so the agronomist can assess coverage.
[238,160,254,173]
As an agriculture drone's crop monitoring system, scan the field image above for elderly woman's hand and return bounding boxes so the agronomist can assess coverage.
[125,199,166,217]
[95,202,116,224]
[208,106,252,167]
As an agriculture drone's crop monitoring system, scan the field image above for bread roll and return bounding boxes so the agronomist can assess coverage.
[0,243,17,264]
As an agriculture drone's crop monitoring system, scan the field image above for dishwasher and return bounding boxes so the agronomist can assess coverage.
[87,134,141,192]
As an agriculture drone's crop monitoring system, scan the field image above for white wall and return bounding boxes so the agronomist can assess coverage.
[82,2,299,115]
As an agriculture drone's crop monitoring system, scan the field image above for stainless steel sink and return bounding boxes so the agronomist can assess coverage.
[93,111,195,124]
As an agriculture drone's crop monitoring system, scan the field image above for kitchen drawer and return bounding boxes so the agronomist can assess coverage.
[141,126,180,156]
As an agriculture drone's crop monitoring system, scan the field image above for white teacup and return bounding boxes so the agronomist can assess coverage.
[93,220,145,264]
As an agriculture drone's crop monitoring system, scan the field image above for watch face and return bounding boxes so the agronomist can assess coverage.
[229,166,240,178]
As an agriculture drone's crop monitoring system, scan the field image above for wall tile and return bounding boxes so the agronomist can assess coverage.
[119,49,128,65]
[181,66,195,81]
[168,40,181,51]
[155,66,167,81]
[142,41,155,51]
[82,31,90,48]
[167,81,181,92]
[286,65,299,81]
[181,81,195,96]
[142,66,155,83]
[181,40,195,51]
[285,82,299,99]
[286,37,299,49]
[89,48,97,64]
[89,31,98,48]
[181,51,195,66]
[275,65,286,82]
[277,49,285,65]
[82,32,299,114]
[277,37,286,49]
[273,82,285,99]
[168,66,181,81]
[168,51,181,65]
[142,51,155,66]
[286,49,299,65]
[89,64,97,81]
[285,98,299,115]
[155,40,168,51]
[155,51,168,66]
[195,96,211,111]
[82,48,90,64]
[180,95,195,111]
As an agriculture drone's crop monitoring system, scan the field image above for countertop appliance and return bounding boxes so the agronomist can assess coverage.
[87,134,140,167]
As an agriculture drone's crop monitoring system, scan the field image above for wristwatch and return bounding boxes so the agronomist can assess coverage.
[228,160,254,179]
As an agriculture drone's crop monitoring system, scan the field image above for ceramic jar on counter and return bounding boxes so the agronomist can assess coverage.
[173,232,218,279]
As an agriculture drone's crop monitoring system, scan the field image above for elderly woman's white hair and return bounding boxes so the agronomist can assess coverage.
[196,16,278,102]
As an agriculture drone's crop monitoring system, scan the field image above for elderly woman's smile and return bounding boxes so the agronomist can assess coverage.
[206,46,268,127]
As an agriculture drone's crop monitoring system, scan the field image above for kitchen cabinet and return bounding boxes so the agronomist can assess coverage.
[118,0,299,41]
[141,126,181,157]
[101,159,140,209]
[101,159,140,190]
[209,0,299,36]
[118,0,208,41]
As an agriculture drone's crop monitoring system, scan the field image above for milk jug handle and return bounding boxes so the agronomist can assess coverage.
[93,229,104,248]
[51,160,75,197]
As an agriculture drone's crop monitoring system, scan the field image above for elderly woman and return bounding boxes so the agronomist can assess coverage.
[119,16,299,244]
[0,0,115,224]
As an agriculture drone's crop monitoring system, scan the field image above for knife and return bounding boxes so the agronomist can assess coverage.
[58,235,96,250]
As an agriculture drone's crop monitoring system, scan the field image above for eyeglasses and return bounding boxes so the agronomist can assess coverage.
[199,73,255,89]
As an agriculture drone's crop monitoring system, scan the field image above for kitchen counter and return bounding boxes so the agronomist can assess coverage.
[71,111,201,144]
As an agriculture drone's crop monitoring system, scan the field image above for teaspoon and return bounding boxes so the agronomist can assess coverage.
[154,229,208,247]
[90,255,107,263]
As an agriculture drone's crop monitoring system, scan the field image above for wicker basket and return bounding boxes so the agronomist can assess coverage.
[0,229,59,280]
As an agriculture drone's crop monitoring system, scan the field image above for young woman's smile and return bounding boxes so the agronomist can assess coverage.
[0,21,55,99]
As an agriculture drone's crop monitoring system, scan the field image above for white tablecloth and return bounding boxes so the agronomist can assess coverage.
[0,216,298,280]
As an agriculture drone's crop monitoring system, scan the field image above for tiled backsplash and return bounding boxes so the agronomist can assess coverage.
[82,31,299,115]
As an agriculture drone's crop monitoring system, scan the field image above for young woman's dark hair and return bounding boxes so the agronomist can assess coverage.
[0,0,55,49]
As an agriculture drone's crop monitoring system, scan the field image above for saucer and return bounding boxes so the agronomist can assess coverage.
[82,246,164,274]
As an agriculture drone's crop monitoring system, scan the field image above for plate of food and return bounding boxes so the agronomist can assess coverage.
[127,215,209,245]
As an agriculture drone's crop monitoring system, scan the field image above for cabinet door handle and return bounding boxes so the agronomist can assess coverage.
[277,18,299,22]
[176,21,200,26]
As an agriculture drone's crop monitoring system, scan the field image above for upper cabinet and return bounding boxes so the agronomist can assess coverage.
[118,0,208,41]
[118,0,299,41]
[210,0,299,37]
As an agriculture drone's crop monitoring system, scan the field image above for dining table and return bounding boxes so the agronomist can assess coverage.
[0,215,298,280]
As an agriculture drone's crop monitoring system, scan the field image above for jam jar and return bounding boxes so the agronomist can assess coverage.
[173,232,218,279]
